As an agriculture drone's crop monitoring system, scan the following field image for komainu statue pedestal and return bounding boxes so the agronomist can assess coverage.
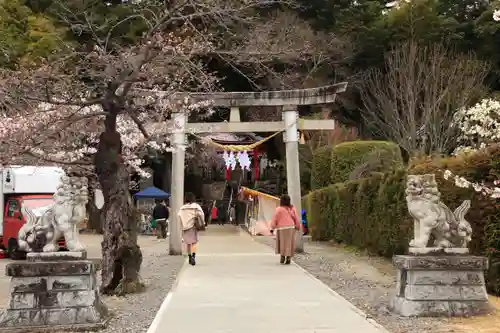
[391,254,491,317]
[0,252,108,331]
[393,174,491,317]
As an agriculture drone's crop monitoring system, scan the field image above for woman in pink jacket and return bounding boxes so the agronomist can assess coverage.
[270,194,301,265]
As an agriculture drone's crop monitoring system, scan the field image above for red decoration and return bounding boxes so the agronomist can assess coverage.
[225,167,231,180]
[253,150,259,180]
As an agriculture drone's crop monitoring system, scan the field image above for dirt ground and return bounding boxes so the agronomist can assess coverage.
[443,296,500,333]
[327,243,500,333]
[321,243,500,333]
[325,243,500,333]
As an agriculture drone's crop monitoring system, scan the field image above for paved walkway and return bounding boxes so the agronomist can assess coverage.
[148,225,388,333]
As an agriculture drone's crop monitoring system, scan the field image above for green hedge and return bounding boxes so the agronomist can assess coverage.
[310,146,333,190]
[304,169,410,256]
[310,141,403,190]
[299,145,313,194]
[330,141,403,184]
[304,144,500,295]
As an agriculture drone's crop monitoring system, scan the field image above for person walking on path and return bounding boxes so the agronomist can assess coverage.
[270,194,301,265]
[210,204,218,225]
[178,193,205,266]
[152,199,169,239]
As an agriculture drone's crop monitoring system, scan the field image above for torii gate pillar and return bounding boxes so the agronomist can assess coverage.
[169,111,187,255]
[283,106,304,252]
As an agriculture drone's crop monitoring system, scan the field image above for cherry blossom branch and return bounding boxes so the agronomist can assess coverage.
[442,169,500,198]
[126,109,150,140]
[0,0,324,186]
[26,150,93,166]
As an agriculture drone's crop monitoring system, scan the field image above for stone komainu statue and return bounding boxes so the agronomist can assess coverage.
[406,174,472,249]
[18,175,88,253]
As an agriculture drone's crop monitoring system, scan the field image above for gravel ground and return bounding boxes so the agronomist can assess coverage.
[98,249,185,333]
[254,236,451,333]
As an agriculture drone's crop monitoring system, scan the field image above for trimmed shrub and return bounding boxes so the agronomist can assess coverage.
[485,223,500,295]
[305,144,500,295]
[304,184,342,240]
[372,169,410,257]
[299,145,313,194]
[352,175,383,250]
[332,181,360,244]
[310,140,403,190]
[307,170,409,255]
[310,146,333,190]
[330,141,403,184]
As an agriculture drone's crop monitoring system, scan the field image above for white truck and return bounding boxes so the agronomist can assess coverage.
[0,166,64,258]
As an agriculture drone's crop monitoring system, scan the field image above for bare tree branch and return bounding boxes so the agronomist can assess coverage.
[359,41,489,155]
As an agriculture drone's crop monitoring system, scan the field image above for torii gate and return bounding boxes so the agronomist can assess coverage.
[166,83,347,255]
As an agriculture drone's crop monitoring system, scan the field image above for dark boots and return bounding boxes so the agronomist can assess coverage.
[188,253,196,266]
[280,256,291,265]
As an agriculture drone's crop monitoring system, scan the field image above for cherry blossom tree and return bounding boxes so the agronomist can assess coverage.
[0,0,295,295]
[0,34,214,296]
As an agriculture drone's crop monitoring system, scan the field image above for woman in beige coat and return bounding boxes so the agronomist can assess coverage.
[178,192,205,265]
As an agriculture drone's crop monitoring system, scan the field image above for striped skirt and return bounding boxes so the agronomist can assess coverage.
[275,228,296,257]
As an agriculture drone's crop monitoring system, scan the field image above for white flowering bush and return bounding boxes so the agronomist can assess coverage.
[443,169,500,198]
[452,98,500,155]
[494,9,500,21]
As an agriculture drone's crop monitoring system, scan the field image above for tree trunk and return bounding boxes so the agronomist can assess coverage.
[94,113,144,296]
[86,188,103,234]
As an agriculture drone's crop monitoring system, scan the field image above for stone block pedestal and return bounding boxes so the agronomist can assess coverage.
[391,255,491,317]
[0,252,108,331]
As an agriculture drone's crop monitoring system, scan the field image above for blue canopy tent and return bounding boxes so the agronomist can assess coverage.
[134,187,170,235]
[133,186,170,200]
